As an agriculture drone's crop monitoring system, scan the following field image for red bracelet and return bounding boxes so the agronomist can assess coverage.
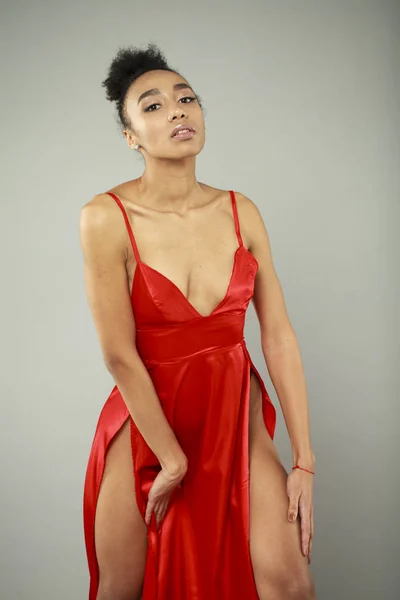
[292,465,315,475]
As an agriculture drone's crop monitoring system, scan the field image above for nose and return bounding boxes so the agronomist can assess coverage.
[168,106,188,122]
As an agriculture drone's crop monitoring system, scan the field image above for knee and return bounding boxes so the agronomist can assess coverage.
[279,572,316,600]
[257,570,316,600]
[97,576,142,600]
[287,577,316,600]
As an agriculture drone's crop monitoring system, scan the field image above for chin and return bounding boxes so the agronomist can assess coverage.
[172,140,205,158]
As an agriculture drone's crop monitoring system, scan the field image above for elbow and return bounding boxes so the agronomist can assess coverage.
[103,349,139,373]
[261,322,297,354]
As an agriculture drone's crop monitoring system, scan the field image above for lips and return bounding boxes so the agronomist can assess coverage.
[171,125,195,137]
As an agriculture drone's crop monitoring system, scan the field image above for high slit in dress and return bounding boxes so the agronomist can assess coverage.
[83,189,276,599]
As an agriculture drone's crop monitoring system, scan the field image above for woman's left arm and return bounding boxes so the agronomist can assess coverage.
[237,192,315,562]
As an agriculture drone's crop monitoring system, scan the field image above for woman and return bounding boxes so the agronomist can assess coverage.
[81,43,317,600]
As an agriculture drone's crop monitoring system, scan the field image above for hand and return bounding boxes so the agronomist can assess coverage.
[286,468,314,564]
[145,463,187,530]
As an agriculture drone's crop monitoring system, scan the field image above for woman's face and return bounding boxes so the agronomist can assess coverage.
[123,69,205,160]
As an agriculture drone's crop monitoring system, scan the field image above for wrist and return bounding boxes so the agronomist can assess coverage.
[160,448,188,479]
[292,451,315,471]
[163,460,188,481]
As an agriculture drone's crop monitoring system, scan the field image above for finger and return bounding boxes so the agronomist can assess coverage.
[288,493,299,522]
[158,496,171,529]
[309,505,314,558]
[299,503,311,557]
[161,495,170,518]
[155,500,166,530]
[145,499,154,526]
[154,506,161,530]
[154,497,167,529]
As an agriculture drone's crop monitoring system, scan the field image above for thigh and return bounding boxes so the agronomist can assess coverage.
[248,371,315,598]
[95,417,148,600]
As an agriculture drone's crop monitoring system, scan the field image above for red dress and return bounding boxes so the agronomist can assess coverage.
[83,190,276,599]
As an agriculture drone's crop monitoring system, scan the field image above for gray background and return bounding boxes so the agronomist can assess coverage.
[1,1,399,598]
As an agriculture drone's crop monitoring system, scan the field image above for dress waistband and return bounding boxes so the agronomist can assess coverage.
[135,312,245,365]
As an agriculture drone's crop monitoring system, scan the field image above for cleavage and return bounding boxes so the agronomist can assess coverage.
[138,244,240,317]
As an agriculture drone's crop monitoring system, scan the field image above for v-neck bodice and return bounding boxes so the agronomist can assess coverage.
[106,190,259,323]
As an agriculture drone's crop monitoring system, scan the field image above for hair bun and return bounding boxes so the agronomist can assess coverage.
[101,43,170,103]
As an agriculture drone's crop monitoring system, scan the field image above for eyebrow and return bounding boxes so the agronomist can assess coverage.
[137,82,193,105]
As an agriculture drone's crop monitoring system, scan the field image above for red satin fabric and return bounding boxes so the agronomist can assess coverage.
[83,190,276,599]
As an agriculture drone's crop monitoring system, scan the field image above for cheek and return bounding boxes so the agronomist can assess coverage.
[141,116,169,146]
[195,109,206,131]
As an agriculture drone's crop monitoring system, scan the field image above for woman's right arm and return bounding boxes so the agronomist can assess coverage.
[79,194,187,478]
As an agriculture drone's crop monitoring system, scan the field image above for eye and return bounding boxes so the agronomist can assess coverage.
[144,103,161,112]
[179,96,197,104]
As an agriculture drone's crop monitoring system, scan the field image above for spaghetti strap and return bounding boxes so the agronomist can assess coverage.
[106,192,141,265]
[229,190,243,247]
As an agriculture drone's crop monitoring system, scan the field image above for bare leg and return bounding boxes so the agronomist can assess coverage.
[249,371,317,600]
[94,417,148,600]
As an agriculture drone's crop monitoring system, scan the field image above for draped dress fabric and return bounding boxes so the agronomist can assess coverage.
[83,190,276,599]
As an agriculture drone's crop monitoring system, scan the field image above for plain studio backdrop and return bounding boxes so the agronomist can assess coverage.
[1,1,399,598]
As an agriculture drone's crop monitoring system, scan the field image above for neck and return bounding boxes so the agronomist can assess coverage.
[136,156,203,211]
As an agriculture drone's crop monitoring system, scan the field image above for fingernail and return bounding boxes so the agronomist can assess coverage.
[290,513,296,521]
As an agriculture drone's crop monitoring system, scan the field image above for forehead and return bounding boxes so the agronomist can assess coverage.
[127,70,192,102]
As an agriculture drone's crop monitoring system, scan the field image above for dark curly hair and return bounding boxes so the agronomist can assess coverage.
[101,43,201,132]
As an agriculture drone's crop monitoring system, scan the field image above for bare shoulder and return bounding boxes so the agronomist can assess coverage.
[79,192,128,260]
[80,192,120,229]
[232,191,270,252]
[198,185,268,250]
[234,190,264,224]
